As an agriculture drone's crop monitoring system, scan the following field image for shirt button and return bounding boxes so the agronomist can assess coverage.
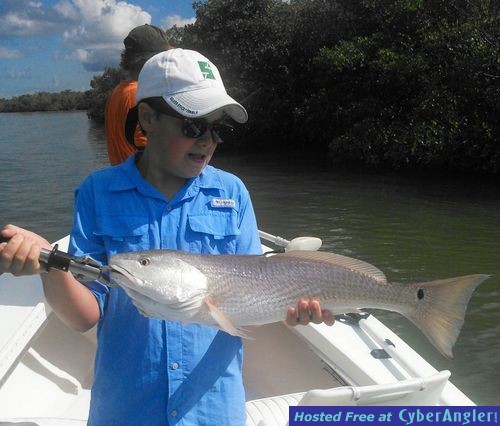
[171,410,177,417]
[166,206,172,212]
[171,362,179,370]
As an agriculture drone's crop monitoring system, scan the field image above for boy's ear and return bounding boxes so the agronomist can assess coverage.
[138,102,156,132]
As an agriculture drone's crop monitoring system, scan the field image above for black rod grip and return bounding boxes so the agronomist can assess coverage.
[0,236,69,272]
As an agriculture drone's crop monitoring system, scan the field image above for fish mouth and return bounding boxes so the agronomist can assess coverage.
[108,264,143,288]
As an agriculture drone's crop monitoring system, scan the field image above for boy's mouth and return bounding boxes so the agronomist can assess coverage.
[188,153,206,163]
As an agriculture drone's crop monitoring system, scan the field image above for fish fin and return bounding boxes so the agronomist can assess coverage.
[235,327,254,340]
[279,251,387,284]
[205,298,252,339]
[402,274,490,358]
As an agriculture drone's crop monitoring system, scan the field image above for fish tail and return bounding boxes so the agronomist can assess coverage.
[402,274,489,358]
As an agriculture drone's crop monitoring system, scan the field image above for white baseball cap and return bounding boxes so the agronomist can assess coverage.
[136,48,248,123]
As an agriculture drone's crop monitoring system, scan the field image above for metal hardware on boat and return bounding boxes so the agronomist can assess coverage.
[385,338,396,347]
[370,349,392,359]
[258,230,322,251]
[258,230,291,248]
[337,312,371,326]
[339,314,394,359]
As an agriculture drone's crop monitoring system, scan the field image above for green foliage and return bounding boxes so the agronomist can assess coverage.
[86,67,124,123]
[182,0,348,151]
[4,0,498,173]
[0,90,89,113]
[314,0,500,173]
[178,0,499,173]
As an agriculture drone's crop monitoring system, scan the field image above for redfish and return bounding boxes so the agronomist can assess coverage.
[108,250,489,357]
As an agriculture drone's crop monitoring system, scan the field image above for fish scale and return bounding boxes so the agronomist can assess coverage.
[197,256,390,322]
[109,249,489,357]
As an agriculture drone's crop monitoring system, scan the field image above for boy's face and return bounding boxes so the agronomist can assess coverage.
[146,109,222,179]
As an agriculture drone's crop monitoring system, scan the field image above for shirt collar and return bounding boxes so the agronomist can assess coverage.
[108,154,142,192]
[108,153,225,198]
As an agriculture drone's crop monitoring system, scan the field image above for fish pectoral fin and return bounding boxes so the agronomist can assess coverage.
[205,298,252,339]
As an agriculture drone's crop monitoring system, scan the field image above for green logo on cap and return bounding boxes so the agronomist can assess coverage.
[198,61,216,80]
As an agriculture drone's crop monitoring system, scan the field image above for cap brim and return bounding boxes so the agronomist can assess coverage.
[164,88,248,123]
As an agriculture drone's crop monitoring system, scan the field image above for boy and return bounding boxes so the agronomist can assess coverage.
[0,49,333,425]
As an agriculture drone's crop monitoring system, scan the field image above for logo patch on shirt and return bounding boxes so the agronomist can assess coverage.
[211,198,236,208]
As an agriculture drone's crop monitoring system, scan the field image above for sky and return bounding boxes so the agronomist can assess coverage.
[0,0,198,98]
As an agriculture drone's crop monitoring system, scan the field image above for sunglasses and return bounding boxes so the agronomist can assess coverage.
[143,100,235,144]
[179,118,235,144]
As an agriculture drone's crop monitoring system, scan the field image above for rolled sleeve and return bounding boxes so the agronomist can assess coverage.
[68,176,110,316]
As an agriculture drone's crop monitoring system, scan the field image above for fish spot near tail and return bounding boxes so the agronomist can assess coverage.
[405,274,490,358]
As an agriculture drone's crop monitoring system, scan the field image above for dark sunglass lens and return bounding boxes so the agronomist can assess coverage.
[211,130,224,144]
[212,123,234,144]
[182,120,207,138]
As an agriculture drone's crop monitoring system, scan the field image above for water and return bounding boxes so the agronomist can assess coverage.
[1,111,499,405]
[0,111,108,239]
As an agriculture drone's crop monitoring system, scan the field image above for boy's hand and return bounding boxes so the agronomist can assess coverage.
[286,298,335,327]
[0,224,51,276]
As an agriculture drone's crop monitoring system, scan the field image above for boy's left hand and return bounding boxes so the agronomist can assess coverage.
[286,298,335,327]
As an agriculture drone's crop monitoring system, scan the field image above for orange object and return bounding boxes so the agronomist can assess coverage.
[105,81,147,165]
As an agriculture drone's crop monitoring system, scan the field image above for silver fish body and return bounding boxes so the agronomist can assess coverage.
[109,250,489,357]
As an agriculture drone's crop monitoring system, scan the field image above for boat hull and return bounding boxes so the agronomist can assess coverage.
[0,237,474,425]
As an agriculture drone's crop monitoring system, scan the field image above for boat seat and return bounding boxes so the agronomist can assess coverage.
[245,370,450,426]
[246,392,304,426]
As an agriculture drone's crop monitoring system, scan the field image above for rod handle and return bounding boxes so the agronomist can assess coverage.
[0,235,106,283]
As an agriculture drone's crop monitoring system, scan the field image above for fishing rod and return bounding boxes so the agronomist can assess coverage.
[0,236,109,284]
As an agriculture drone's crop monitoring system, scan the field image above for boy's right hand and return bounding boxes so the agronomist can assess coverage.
[0,224,52,276]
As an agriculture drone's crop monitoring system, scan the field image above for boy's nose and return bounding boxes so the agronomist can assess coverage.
[195,131,215,145]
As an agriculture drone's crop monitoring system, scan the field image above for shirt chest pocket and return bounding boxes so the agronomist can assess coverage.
[187,211,240,253]
[94,215,149,255]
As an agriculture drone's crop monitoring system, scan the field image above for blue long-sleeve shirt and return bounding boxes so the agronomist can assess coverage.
[69,154,262,425]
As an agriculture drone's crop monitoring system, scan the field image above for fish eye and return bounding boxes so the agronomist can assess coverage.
[139,257,151,267]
